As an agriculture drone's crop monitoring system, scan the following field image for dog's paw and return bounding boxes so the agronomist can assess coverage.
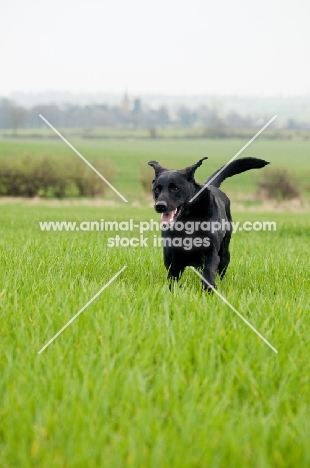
[203,283,217,293]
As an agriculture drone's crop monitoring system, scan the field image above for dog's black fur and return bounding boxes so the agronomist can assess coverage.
[149,157,269,291]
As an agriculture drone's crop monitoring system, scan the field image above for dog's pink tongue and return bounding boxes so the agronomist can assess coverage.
[160,209,177,223]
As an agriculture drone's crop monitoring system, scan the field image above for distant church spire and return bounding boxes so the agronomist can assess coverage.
[121,90,130,114]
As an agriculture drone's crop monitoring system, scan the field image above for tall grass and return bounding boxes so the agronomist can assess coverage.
[0,205,309,467]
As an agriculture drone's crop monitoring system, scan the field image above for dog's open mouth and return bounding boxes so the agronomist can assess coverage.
[160,205,184,224]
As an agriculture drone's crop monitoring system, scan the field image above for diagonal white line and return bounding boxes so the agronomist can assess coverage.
[189,115,277,203]
[38,265,127,354]
[39,114,128,203]
[190,267,278,354]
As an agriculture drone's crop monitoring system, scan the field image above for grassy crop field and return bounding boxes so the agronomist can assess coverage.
[1,135,310,199]
[1,135,310,467]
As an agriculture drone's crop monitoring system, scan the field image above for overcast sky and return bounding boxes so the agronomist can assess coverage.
[1,0,309,96]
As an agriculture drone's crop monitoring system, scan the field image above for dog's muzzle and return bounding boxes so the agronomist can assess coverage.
[155,201,168,213]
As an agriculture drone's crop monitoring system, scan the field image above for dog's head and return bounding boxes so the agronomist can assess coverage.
[148,157,208,223]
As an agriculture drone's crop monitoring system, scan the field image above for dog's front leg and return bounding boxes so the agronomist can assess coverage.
[202,250,220,292]
[163,247,185,289]
[167,265,185,281]
[167,264,185,290]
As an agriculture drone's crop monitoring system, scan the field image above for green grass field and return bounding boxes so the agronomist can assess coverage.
[1,136,310,198]
[1,136,310,467]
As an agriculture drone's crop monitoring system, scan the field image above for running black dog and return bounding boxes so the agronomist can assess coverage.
[149,157,269,291]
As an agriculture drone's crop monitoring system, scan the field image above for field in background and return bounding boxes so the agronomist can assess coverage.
[1,134,310,467]
[1,126,310,140]
[0,135,310,200]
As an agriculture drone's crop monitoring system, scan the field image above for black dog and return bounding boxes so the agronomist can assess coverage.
[149,157,269,291]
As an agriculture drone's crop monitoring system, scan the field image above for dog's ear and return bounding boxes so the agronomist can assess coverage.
[148,161,168,178]
[180,157,208,181]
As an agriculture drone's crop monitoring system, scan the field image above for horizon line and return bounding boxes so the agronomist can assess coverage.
[3,91,310,99]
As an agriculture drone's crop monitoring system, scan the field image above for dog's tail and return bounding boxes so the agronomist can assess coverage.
[205,157,269,188]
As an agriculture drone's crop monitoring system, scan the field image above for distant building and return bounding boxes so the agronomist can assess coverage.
[132,98,141,115]
[121,91,130,114]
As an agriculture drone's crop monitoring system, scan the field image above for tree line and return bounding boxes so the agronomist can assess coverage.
[0,97,308,130]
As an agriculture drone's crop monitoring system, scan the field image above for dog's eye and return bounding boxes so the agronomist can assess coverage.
[154,187,160,194]
[171,186,179,192]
